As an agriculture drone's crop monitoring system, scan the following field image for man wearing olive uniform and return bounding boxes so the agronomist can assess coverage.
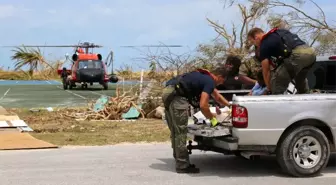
[162,67,231,173]
[238,55,261,89]
[247,27,316,94]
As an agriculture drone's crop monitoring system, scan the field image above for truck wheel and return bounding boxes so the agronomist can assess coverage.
[276,126,330,177]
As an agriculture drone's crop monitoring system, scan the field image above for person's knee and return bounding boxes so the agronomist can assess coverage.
[271,79,289,94]
[271,75,290,94]
[296,79,309,94]
[272,86,287,94]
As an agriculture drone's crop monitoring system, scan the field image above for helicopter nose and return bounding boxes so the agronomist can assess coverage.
[78,69,103,82]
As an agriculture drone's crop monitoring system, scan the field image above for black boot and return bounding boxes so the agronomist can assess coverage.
[176,165,200,173]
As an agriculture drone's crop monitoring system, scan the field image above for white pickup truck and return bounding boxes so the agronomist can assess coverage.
[187,93,336,177]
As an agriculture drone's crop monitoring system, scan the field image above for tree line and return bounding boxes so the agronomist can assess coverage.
[8,0,336,81]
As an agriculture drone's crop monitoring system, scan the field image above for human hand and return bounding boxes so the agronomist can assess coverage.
[263,89,271,95]
[210,117,218,127]
[215,106,221,115]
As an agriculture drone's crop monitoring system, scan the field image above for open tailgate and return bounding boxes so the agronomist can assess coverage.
[187,106,232,138]
[186,107,238,151]
[187,123,231,137]
[187,121,238,151]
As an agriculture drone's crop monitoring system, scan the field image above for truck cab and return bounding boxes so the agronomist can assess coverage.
[307,55,336,91]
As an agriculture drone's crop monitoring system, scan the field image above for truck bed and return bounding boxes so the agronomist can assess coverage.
[188,106,232,138]
[187,122,232,137]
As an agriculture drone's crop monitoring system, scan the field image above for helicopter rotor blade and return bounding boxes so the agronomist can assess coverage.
[120,45,183,48]
[1,45,79,48]
[1,43,103,48]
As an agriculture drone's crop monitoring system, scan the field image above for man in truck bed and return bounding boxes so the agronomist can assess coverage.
[238,47,262,89]
[162,67,231,173]
[218,55,243,90]
[247,27,316,94]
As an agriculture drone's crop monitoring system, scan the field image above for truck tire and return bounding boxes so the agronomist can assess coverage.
[276,125,330,177]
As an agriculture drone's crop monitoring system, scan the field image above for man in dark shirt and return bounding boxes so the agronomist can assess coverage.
[162,67,231,174]
[217,55,243,90]
[247,27,316,94]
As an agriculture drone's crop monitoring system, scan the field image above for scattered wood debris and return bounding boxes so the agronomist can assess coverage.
[62,87,148,120]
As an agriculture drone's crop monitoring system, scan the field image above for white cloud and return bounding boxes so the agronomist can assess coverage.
[0,0,242,44]
[102,0,238,29]
[90,4,116,16]
[47,9,57,14]
[135,27,183,44]
[85,0,240,43]
[0,5,15,18]
[0,4,31,19]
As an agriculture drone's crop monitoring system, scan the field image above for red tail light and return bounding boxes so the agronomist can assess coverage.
[329,56,336,60]
[232,104,248,128]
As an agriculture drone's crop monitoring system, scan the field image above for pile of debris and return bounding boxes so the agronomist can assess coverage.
[63,87,162,121]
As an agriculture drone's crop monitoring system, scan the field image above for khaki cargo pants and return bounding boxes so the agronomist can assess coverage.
[161,85,190,170]
[271,45,316,94]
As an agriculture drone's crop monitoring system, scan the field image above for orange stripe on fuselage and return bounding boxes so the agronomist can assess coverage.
[77,54,99,60]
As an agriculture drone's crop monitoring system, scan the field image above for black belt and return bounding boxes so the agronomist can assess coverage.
[163,85,200,109]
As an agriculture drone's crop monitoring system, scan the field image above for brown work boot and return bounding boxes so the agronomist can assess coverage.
[176,165,200,173]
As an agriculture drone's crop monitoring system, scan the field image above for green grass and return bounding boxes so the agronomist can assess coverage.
[9,108,170,146]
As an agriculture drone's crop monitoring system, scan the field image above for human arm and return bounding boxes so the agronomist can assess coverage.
[238,75,257,85]
[198,76,217,120]
[211,89,231,107]
[199,92,215,120]
[238,60,257,85]
[261,59,271,92]
[249,82,258,96]
[259,33,282,94]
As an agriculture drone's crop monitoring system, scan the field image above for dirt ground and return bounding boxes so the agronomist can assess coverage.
[8,108,170,146]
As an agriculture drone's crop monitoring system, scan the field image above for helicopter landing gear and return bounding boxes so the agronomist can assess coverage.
[81,82,88,89]
[62,77,73,90]
[67,80,75,90]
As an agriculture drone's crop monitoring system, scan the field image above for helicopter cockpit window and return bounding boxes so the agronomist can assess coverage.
[78,60,103,69]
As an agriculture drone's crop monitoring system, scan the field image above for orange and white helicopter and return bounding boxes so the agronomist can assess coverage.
[54,42,114,90]
[3,42,183,90]
[2,42,115,90]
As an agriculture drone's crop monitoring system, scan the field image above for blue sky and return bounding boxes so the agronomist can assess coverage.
[0,0,334,72]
